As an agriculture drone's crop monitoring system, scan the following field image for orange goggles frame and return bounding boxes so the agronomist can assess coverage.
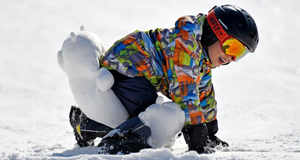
[206,9,249,61]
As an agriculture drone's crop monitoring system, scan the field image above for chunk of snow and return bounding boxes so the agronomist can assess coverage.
[58,27,129,128]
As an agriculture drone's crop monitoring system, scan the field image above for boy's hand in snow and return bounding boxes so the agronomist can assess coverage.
[182,123,215,154]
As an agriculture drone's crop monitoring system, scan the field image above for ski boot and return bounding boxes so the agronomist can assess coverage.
[98,133,152,154]
[69,106,95,147]
[69,106,113,147]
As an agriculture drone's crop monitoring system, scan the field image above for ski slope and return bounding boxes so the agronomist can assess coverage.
[0,0,299,159]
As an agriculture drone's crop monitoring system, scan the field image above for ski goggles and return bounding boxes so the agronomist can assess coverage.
[206,9,249,61]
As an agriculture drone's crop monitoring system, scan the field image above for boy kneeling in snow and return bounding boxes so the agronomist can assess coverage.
[67,4,259,154]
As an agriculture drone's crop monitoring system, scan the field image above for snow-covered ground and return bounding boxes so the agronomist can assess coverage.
[0,0,299,159]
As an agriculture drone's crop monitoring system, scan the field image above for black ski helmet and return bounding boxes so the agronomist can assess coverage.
[201,5,259,53]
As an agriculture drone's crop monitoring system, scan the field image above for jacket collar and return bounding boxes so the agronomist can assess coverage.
[202,48,215,68]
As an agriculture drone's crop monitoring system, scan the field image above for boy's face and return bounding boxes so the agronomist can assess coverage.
[207,41,234,67]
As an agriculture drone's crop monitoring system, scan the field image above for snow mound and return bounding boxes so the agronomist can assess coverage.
[58,26,129,128]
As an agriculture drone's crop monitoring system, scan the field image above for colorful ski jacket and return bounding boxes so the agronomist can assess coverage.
[100,13,217,125]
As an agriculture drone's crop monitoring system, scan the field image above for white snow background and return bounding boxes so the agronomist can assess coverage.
[0,0,299,159]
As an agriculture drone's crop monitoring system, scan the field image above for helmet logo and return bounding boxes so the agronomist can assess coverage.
[218,19,228,30]
[208,16,224,37]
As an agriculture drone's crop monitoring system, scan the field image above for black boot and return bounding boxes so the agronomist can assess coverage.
[69,106,95,147]
[69,106,112,147]
[205,120,229,148]
[98,133,151,154]
[97,116,152,154]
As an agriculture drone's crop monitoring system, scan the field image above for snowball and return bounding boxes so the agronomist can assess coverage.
[155,96,164,105]
[96,68,114,92]
[138,98,185,148]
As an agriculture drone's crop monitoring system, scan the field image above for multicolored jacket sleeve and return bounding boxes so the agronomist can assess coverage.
[198,61,217,123]
[166,15,207,125]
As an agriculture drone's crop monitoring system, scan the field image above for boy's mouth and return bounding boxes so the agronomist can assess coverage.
[219,57,225,64]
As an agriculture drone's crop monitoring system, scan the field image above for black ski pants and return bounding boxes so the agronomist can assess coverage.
[109,70,158,118]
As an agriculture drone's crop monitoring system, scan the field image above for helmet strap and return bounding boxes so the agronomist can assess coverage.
[206,10,229,43]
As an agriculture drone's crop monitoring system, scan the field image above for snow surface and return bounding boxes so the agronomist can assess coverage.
[1,0,299,159]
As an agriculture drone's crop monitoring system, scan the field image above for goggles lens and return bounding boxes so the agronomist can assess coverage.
[222,37,249,61]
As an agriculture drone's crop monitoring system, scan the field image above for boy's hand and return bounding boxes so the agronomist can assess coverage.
[182,123,214,154]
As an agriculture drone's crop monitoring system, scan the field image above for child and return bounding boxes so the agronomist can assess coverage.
[69,4,259,154]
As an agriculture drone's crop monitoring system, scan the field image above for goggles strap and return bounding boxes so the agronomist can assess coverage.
[206,10,229,43]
